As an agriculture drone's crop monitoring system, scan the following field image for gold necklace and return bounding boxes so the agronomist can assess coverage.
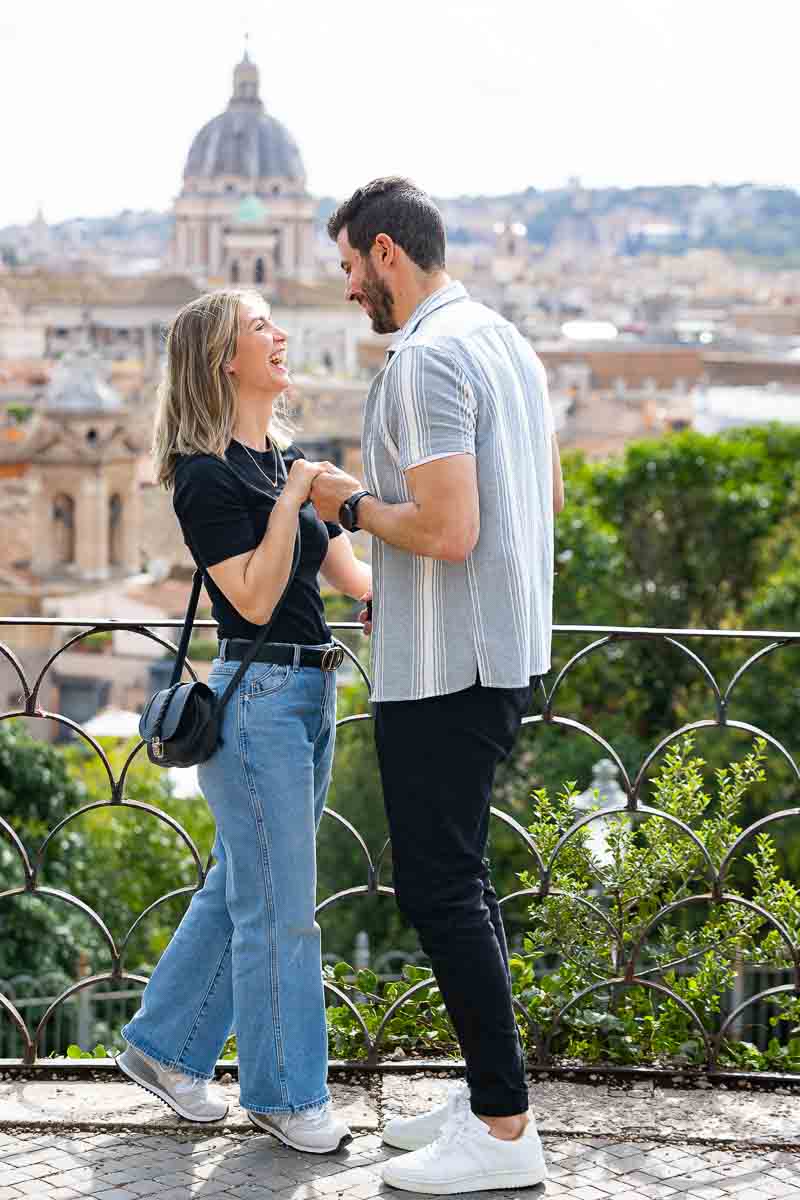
[237,438,283,490]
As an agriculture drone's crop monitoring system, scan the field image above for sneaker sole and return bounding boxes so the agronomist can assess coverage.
[115,1053,229,1124]
[247,1110,353,1154]
[382,1165,548,1194]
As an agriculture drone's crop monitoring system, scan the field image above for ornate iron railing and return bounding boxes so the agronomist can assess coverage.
[0,616,798,1070]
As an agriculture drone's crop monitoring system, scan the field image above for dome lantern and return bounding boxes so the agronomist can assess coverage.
[231,41,262,110]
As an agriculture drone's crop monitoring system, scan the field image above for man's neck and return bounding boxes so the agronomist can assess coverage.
[393,270,452,329]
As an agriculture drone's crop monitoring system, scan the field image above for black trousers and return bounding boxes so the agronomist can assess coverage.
[374,675,534,1117]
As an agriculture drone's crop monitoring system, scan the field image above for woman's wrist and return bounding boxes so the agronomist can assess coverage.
[275,490,303,515]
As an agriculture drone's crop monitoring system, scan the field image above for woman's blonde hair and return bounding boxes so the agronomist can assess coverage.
[152,288,293,488]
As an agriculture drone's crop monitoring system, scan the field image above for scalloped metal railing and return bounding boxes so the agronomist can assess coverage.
[0,616,798,1070]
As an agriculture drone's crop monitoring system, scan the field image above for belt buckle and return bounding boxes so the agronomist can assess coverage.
[321,645,344,671]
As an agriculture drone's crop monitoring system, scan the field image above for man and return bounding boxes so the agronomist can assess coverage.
[312,177,563,1194]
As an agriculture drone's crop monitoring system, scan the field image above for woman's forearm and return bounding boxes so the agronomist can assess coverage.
[321,533,372,598]
[240,494,302,624]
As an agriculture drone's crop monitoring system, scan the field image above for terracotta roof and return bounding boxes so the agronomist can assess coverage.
[0,270,200,310]
[275,279,350,309]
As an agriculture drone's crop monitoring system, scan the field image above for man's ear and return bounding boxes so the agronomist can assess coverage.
[372,233,396,266]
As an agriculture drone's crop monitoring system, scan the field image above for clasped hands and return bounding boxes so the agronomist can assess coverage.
[308,463,363,524]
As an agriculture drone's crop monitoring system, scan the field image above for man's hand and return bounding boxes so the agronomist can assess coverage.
[311,467,364,524]
[359,589,373,637]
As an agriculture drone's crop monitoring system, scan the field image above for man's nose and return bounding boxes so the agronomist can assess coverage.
[345,277,359,303]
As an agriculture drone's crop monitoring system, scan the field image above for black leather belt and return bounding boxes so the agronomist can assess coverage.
[220,640,344,671]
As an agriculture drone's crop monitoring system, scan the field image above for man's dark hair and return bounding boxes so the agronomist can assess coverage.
[327,177,446,272]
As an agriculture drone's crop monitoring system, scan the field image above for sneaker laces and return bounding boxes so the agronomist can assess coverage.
[169,1071,210,1098]
[420,1100,472,1158]
[294,1102,332,1128]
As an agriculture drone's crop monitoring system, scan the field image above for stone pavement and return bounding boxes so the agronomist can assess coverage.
[1,1072,800,1199]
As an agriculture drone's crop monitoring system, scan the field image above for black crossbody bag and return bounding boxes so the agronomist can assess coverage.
[139,529,301,768]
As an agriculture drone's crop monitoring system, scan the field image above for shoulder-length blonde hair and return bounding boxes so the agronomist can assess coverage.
[152,288,293,489]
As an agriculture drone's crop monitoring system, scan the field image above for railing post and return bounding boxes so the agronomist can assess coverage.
[729,950,745,1042]
[354,931,370,971]
[76,950,92,1050]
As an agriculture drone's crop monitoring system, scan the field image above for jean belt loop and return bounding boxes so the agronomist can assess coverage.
[292,644,301,670]
[219,637,228,662]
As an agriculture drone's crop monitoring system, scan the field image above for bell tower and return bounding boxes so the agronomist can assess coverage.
[25,354,145,582]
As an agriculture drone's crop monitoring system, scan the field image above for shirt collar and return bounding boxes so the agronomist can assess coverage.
[385,280,468,359]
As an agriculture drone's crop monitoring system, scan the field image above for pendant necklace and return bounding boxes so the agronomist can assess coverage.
[237,437,284,490]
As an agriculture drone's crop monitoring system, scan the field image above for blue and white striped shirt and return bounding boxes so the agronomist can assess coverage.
[362,281,554,702]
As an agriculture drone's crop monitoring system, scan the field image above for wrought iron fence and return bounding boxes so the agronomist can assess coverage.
[1,616,798,1070]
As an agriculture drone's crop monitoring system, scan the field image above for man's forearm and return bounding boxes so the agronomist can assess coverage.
[356,495,455,560]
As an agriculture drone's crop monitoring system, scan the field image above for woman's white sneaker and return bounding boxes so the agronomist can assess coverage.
[383,1082,470,1150]
[115,1043,229,1123]
[381,1103,547,1195]
[247,1103,352,1153]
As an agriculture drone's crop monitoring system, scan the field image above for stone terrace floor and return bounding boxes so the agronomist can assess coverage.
[1,1072,800,1199]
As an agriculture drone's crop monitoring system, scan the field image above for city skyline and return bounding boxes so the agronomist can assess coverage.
[1,0,797,227]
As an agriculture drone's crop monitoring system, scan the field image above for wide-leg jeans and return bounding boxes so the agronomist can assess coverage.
[123,656,336,1114]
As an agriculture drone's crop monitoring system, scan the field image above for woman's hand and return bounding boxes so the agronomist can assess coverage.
[282,460,335,508]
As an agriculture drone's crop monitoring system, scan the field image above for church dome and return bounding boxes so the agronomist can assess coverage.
[183,52,305,185]
[44,353,123,413]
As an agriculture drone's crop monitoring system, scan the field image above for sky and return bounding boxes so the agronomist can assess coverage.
[1,0,797,227]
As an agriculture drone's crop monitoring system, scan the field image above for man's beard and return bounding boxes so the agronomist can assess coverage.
[362,261,398,334]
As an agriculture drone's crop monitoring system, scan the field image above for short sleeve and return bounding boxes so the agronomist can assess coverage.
[173,456,256,568]
[386,345,477,471]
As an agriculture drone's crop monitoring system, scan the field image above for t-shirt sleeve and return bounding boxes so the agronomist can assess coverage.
[385,345,477,471]
[173,456,256,568]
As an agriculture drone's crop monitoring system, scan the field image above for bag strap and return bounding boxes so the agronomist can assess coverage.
[168,568,205,688]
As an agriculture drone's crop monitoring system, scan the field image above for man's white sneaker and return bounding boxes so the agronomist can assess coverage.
[116,1043,229,1123]
[383,1082,470,1150]
[247,1103,352,1153]
[381,1103,547,1195]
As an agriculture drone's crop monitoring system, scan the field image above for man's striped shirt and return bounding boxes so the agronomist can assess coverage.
[362,281,554,703]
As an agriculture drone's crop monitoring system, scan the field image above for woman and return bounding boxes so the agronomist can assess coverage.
[118,289,371,1153]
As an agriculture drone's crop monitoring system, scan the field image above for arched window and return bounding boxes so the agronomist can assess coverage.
[52,494,75,566]
[109,494,123,567]
[254,257,265,284]
[230,260,239,283]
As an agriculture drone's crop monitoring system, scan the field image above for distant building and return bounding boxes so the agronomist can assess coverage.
[693,386,800,433]
[0,271,199,366]
[171,49,315,288]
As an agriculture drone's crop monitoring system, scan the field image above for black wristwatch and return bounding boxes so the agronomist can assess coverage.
[339,490,372,533]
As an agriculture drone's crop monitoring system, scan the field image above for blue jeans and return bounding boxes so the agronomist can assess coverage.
[122,653,337,1113]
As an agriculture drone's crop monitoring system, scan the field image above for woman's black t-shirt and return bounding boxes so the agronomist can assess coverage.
[172,440,342,644]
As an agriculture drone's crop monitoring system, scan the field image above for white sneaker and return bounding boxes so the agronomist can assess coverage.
[383,1082,470,1150]
[116,1043,228,1123]
[381,1103,547,1195]
[247,1102,352,1153]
